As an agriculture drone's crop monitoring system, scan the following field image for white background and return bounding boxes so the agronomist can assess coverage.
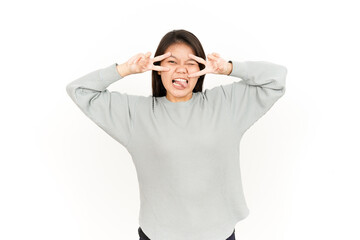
[1,0,359,239]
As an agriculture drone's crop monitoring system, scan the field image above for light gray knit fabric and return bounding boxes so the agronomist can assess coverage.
[66,60,287,240]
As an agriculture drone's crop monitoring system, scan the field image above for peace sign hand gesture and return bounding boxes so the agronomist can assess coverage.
[121,52,171,76]
[187,53,233,78]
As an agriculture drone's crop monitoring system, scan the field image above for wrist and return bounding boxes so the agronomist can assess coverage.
[226,61,233,75]
[116,62,131,77]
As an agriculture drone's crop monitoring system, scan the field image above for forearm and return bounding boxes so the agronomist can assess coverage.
[66,63,123,103]
[229,61,287,90]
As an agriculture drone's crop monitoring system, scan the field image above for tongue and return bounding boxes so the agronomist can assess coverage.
[175,80,188,88]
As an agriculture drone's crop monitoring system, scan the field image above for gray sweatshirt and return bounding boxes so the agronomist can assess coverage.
[66,60,287,240]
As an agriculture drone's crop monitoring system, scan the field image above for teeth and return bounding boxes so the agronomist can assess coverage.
[173,78,188,83]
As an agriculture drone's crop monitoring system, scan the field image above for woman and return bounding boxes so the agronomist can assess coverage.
[66,29,287,240]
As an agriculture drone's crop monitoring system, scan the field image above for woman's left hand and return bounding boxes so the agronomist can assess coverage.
[187,53,233,78]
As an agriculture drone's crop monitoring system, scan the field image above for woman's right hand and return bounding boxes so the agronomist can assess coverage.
[117,52,171,77]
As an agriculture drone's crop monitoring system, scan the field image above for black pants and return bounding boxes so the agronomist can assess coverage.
[138,227,236,240]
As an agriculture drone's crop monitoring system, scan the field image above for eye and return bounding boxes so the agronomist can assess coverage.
[168,60,176,64]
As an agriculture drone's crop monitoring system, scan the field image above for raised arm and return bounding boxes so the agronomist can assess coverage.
[189,52,287,134]
[223,60,287,134]
[65,52,171,147]
[65,63,139,147]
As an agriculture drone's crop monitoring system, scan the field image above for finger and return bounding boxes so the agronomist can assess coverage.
[207,54,216,60]
[208,52,220,59]
[134,55,143,64]
[137,54,147,64]
[145,52,152,58]
[153,52,171,62]
[128,53,142,64]
[188,68,208,78]
[152,65,170,72]
[188,53,206,65]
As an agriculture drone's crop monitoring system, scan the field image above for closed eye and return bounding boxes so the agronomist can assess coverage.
[168,61,197,65]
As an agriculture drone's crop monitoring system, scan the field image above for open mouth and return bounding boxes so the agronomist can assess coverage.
[172,79,188,83]
[172,78,188,89]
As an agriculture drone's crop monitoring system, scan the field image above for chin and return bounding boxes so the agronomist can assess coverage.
[171,90,190,97]
[168,87,194,97]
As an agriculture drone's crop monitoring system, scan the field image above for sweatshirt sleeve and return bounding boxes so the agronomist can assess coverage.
[66,63,139,148]
[220,60,287,134]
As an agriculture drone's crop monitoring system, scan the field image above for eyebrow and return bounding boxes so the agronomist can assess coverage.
[169,55,196,62]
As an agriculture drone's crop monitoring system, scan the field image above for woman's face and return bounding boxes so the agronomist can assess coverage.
[158,43,201,102]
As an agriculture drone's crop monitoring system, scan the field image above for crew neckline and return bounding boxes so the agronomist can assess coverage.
[158,92,199,108]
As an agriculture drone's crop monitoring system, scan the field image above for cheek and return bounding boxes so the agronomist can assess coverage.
[189,65,200,73]
[160,70,173,83]
[162,63,175,73]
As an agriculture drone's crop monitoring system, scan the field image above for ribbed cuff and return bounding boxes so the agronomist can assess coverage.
[95,63,123,89]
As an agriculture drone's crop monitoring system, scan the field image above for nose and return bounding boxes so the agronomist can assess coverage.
[175,65,188,73]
